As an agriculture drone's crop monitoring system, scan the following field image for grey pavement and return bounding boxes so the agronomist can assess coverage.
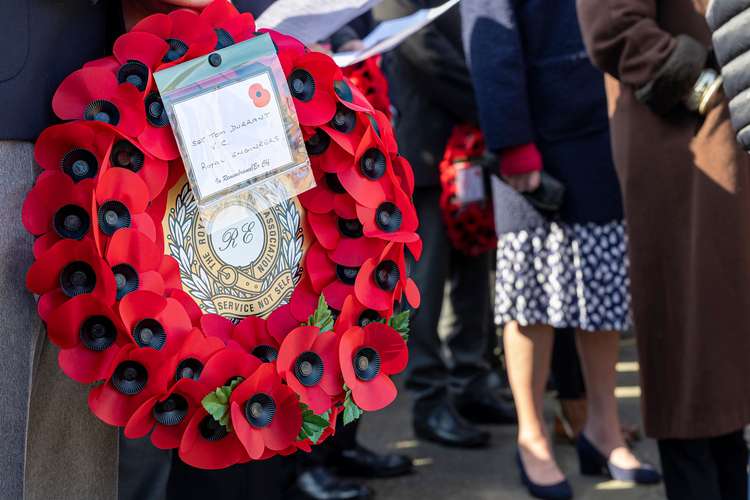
[357,338,667,500]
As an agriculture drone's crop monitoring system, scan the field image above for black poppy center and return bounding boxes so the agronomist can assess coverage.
[324,173,346,194]
[360,148,386,180]
[175,358,203,382]
[111,140,145,172]
[112,263,139,300]
[84,100,120,126]
[353,347,381,381]
[80,315,117,351]
[59,261,96,297]
[334,80,353,102]
[252,344,278,363]
[214,28,235,49]
[374,260,399,291]
[244,393,276,428]
[133,318,166,350]
[337,218,363,238]
[153,394,188,426]
[199,414,228,441]
[111,360,148,395]
[145,93,169,128]
[163,38,188,63]
[61,149,98,182]
[98,200,131,236]
[53,204,90,240]
[117,60,149,92]
[305,129,330,156]
[358,309,381,327]
[293,351,324,387]
[329,105,356,134]
[335,265,359,285]
[289,69,315,102]
[375,202,403,232]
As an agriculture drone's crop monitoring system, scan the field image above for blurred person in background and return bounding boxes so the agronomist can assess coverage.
[376,0,517,450]
[463,0,662,498]
[577,0,750,499]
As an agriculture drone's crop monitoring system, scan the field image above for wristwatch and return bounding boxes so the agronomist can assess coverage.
[685,68,724,115]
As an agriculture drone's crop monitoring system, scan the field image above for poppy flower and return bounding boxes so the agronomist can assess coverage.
[331,77,374,114]
[52,67,145,137]
[304,127,352,174]
[306,210,385,267]
[298,165,356,215]
[321,103,369,155]
[368,109,398,154]
[105,228,168,299]
[125,377,208,449]
[118,290,192,354]
[22,171,94,257]
[199,314,235,345]
[257,29,305,76]
[229,363,303,459]
[179,407,248,470]
[267,304,302,345]
[101,131,169,198]
[86,31,168,91]
[339,322,407,411]
[27,238,117,306]
[166,289,203,327]
[132,10,217,68]
[94,168,155,251]
[277,326,343,413]
[197,346,262,393]
[354,242,420,312]
[167,327,225,384]
[338,126,396,208]
[248,83,271,107]
[46,294,130,383]
[200,0,255,49]
[88,344,170,426]
[34,121,112,181]
[355,185,419,243]
[391,154,415,197]
[232,316,282,364]
[335,296,386,331]
[287,52,341,126]
[139,90,179,161]
[342,56,391,117]
[306,242,358,311]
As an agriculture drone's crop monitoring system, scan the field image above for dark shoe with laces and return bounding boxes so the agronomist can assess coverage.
[577,433,662,485]
[293,466,373,500]
[331,445,413,478]
[413,401,490,448]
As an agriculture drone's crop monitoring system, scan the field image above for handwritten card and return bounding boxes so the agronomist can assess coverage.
[171,71,294,200]
[455,161,486,205]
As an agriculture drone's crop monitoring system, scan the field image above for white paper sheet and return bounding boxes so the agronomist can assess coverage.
[256,0,384,45]
[333,0,461,67]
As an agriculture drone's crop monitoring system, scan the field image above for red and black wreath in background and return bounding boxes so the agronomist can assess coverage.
[22,0,420,470]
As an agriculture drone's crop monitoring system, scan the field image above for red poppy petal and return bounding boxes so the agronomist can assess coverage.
[289,276,319,322]
[132,13,172,39]
[179,408,247,469]
[96,168,150,213]
[106,228,162,270]
[351,374,397,411]
[306,212,338,250]
[364,322,408,374]
[230,401,266,459]
[314,331,343,397]
[322,280,352,311]
[159,256,181,289]
[35,121,102,172]
[52,67,118,121]
[405,278,420,309]
[138,124,179,163]
[328,237,386,267]
[276,326,318,376]
[114,31,168,70]
[150,419,189,450]
[267,304,300,344]
[166,288,202,326]
[298,186,335,214]
[124,395,159,439]
[262,389,302,450]
[200,314,234,344]
[200,0,241,26]
[305,243,336,292]
[37,290,68,322]
[353,257,392,311]
[59,343,122,384]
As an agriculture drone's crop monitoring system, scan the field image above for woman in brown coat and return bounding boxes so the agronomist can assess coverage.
[576,1,750,499]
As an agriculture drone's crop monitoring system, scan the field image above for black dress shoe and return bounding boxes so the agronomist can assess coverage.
[413,401,491,448]
[455,391,518,425]
[293,466,373,500]
[331,445,413,478]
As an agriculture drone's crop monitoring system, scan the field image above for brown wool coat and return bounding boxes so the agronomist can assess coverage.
[577,0,750,439]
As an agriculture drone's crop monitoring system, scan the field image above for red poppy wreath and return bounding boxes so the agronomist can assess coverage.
[23,0,421,470]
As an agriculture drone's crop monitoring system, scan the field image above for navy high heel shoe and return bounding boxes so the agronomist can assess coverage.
[576,433,662,484]
[516,450,573,500]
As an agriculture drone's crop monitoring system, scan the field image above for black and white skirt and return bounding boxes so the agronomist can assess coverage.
[495,220,631,332]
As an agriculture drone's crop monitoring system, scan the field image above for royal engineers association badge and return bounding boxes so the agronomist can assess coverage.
[164,175,307,319]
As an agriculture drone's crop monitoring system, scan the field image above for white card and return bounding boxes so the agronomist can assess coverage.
[455,162,486,205]
[171,71,294,200]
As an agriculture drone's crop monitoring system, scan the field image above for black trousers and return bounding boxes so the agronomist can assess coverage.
[405,187,492,409]
[658,429,748,500]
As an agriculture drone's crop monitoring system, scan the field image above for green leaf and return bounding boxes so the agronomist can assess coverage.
[342,389,364,426]
[296,403,332,444]
[388,310,410,342]
[201,377,245,432]
[202,392,227,423]
[307,295,334,332]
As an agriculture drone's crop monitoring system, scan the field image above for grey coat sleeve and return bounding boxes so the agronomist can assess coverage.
[706,0,750,150]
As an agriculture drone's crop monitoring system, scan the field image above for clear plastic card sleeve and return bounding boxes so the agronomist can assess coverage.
[154,34,314,230]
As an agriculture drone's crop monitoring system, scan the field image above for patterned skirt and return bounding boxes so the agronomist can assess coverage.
[495,220,631,332]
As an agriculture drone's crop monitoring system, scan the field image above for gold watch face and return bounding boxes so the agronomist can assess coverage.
[162,175,307,319]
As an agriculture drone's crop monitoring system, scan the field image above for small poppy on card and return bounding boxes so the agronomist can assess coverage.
[248,83,271,108]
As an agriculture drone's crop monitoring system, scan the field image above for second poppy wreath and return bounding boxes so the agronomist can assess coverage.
[22,0,420,469]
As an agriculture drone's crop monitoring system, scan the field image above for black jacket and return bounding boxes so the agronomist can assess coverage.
[706,0,750,151]
[0,0,123,141]
[376,0,477,188]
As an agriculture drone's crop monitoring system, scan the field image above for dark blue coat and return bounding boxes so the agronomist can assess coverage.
[461,0,623,224]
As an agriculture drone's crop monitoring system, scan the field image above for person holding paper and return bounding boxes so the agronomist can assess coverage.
[462,0,661,498]
[577,0,750,499]
[378,0,518,449]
